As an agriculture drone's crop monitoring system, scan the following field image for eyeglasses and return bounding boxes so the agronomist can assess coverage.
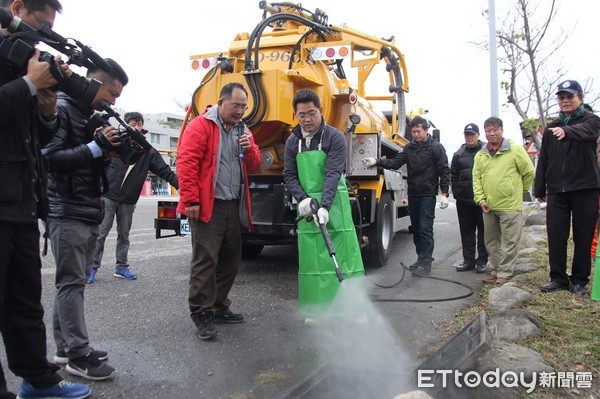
[483,127,501,134]
[296,110,319,121]
[227,102,248,111]
[557,93,575,101]
[30,10,50,30]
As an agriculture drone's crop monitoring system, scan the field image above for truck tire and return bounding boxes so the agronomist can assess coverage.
[364,191,394,268]
[241,243,264,258]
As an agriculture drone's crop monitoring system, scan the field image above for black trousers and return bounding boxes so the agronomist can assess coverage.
[0,222,61,390]
[456,201,488,266]
[547,189,599,286]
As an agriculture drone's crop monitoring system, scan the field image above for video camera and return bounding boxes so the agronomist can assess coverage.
[86,100,153,165]
[0,8,108,105]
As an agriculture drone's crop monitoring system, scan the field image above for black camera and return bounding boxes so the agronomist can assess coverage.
[0,8,106,105]
[37,51,101,105]
[86,102,153,165]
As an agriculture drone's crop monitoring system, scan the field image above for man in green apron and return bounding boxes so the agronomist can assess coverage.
[283,89,364,315]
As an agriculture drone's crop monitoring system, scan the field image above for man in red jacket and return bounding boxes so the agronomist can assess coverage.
[176,82,261,340]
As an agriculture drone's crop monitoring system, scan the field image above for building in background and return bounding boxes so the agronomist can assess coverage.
[141,113,183,195]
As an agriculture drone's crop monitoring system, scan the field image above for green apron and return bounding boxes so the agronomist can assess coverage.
[296,149,365,315]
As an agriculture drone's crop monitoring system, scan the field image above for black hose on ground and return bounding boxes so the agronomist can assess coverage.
[368,262,475,303]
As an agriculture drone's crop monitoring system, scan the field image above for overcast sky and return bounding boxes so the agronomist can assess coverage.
[50,0,598,155]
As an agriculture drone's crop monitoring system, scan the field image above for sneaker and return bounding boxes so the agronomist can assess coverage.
[86,268,98,284]
[17,379,91,399]
[214,310,244,324]
[54,349,108,365]
[113,265,136,280]
[412,265,431,277]
[483,274,497,283]
[66,353,115,381]
[191,312,218,340]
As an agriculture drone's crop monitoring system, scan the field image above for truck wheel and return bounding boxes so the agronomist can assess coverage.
[241,243,264,258]
[365,191,394,268]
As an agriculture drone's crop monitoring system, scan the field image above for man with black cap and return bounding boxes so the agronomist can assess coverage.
[89,112,178,283]
[535,80,600,296]
[451,123,488,273]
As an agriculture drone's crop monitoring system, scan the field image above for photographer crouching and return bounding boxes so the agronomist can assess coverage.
[42,58,128,382]
[0,0,92,398]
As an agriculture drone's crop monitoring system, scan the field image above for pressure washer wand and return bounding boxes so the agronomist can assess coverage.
[310,198,345,282]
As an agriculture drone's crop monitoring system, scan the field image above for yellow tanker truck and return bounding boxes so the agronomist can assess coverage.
[155,1,426,267]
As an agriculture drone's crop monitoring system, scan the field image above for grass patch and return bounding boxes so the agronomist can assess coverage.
[434,236,600,398]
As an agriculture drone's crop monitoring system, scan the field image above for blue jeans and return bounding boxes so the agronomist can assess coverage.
[408,195,436,266]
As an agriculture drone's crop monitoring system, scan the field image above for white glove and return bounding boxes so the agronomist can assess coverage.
[439,195,449,209]
[363,157,377,168]
[298,197,313,218]
[314,207,329,226]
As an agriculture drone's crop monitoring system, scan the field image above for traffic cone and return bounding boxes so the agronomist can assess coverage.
[592,250,600,301]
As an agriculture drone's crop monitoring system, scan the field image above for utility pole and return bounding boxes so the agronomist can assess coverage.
[488,0,499,117]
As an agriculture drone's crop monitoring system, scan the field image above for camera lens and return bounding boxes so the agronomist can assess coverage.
[60,74,101,106]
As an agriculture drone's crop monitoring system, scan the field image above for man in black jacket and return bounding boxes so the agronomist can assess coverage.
[43,58,128,381]
[535,80,600,296]
[89,112,178,283]
[0,0,92,398]
[450,123,488,273]
[363,116,451,276]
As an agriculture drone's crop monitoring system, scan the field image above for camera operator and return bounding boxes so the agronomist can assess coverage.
[89,112,178,283]
[0,1,92,398]
[42,57,128,382]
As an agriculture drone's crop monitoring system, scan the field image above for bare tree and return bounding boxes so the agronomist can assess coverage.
[481,0,600,148]
[496,0,568,146]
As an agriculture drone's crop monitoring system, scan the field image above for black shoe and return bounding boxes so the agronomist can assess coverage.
[540,281,569,293]
[570,283,587,296]
[456,262,475,272]
[408,261,421,271]
[192,312,218,340]
[475,262,488,274]
[214,310,244,324]
[66,352,115,381]
[412,265,431,277]
[54,348,108,365]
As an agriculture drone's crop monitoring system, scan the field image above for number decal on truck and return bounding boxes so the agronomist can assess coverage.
[256,51,302,64]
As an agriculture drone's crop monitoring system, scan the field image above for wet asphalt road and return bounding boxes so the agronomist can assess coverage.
[3,196,483,398]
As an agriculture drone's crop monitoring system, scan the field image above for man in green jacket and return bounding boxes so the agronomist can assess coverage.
[473,117,535,285]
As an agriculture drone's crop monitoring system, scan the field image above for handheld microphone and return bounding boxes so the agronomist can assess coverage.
[236,120,246,158]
